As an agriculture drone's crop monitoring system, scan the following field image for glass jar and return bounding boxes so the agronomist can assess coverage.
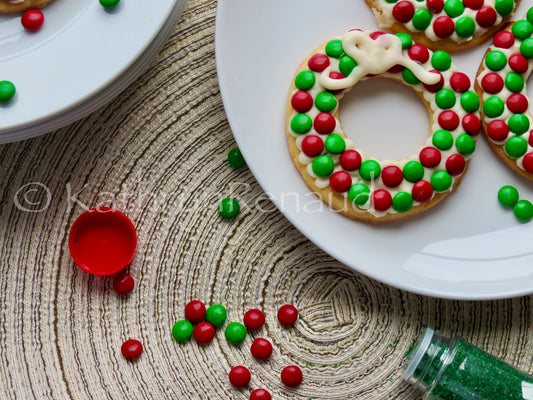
[402,327,533,400]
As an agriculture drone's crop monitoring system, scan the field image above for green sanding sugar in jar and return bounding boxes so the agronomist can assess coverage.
[402,328,533,400]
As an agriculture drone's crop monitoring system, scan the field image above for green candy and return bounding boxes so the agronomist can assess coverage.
[385,0,398,3]
[99,0,120,7]
[505,136,528,158]
[348,183,370,206]
[359,160,381,181]
[295,71,315,90]
[0,81,15,102]
[514,199,533,221]
[431,51,452,71]
[396,33,413,49]
[512,20,533,40]
[227,148,246,168]
[206,304,227,328]
[172,320,194,342]
[403,69,420,85]
[508,114,530,135]
[520,38,533,58]
[339,55,357,76]
[505,72,524,93]
[444,0,464,17]
[325,39,344,58]
[528,6,533,24]
[455,17,476,38]
[403,161,425,183]
[431,170,452,192]
[325,134,346,154]
[455,134,476,155]
[483,96,504,118]
[498,185,519,207]
[413,9,432,30]
[393,192,413,213]
[315,92,337,112]
[432,129,454,150]
[495,0,515,16]
[290,114,312,134]
[435,88,456,110]
[460,91,479,113]
[218,198,240,219]
[225,322,247,344]
[485,51,507,71]
[312,155,334,177]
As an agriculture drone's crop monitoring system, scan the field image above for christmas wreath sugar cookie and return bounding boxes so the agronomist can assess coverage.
[366,0,520,51]
[286,29,481,223]
[0,0,53,13]
[475,7,533,181]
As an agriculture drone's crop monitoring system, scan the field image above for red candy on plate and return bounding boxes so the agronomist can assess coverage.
[21,9,44,31]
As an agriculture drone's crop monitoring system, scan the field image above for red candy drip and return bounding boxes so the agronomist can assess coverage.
[301,135,324,157]
[308,54,330,72]
[438,110,460,131]
[291,91,313,113]
[446,154,466,176]
[509,54,528,73]
[408,44,430,63]
[392,1,415,23]
[419,147,442,168]
[340,150,362,171]
[507,93,528,114]
[449,72,470,93]
[314,112,336,134]
[412,180,433,203]
[493,30,515,48]
[433,16,455,38]
[476,7,497,28]
[462,114,481,136]
[427,0,444,12]
[372,189,393,211]
[487,120,509,141]
[481,72,504,94]
[330,171,352,193]
[523,153,533,173]
[381,166,404,188]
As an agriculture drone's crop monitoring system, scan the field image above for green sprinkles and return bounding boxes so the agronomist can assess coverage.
[505,136,528,158]
[460,91,479,113]
[485,51,507,71]
[413,9,432,30]
[359,160,381,181]
[291,114,312,134]
[455,16,476,38]
[205,304,227,327]
[325,39,344,58]
[325,134,346,154]
[172,320,194,342]
[495,0,515,16]
[348,183,370,206]
[0,81,15,102]
[227,148,246,169]
[528,6,533,24]
[225,322,247,344]
[444,0,464,18]
[514,200,533,221]
[403,161,425,183]
[315,92,337,112]
[402,69,420,85]
[497,185,519,207]
[431,170,452,192]
[483,96,504,118]
[455,134,476,155]
[435,88,456,110]
[505,72,524,93]
[339,55,357,77]
[393,192,413,213]
[431,51,452,71]
[432,129,454,150]
[396,32,412,49]
[295,71,315,90]
[512,20,533,40]
[508,114,530,135]
[520,38,533,58]
[218,198,240,219]
[312,155,335,177]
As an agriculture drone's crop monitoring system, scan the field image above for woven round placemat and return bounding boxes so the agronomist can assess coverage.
[1,1,532,399]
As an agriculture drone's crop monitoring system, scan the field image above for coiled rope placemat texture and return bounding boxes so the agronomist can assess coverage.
[1,1,532,399]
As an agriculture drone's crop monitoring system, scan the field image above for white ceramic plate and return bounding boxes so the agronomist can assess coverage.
[0,0,187,143]
[216,0,533,300]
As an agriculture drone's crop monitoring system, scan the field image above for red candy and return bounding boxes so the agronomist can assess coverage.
[438,110,460,131]
[185,300,206,323]
[193,322,215,344]
[314,112,336,134]
[392,1,415,23]
[449,72,470,93]
[507,93,528,114]
[243,309,266,330]
[529,131,533,146]
[229,366,251,388]
[330,171,352,193]
[493,31,515,49]
[381,166,403,188]
[487,120,509,142]
[250,389,272,400]
[509,54,528,73]
[446,154,466,176]
[481,72,504,94]
[412,180,433,203]
[463,0,483,9]
[433,16,455,38]
[340,150,362,171]
[462,114,481,136]
[281,365,303,387]
[369,31,386,40]
[121,339,143,359]
[277,304,298,326]
[21,9,44,31]
[301,135,324,157]
[523,153,533,173]
[113,273,135,295]
[419,147,441,168]
[372,189,392,211]
[408,44,430,63]
[250,338,273,360]
[291,91,313,113]
[427,0,444,12]
[308,54,330,72]
[328,72,345,95]
[476,7,497,28]
[423,70,444,93]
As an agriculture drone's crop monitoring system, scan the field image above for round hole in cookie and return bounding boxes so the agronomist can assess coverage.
[339,78,429,160]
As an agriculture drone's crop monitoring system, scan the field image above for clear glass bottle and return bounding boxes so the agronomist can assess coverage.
[402,327,533,400]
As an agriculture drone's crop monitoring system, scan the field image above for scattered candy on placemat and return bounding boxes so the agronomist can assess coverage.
[277,304,298,326]
[112,273,135,295]
[185,300,207,323]
[205,304,227,328]
[218,198,240,219]
[281,365,303,387]
[172,320,194,343]
[193,321,216,344]
[225,322,247,344]
[121,339,143,359]
[249,388,271,400]
[250,338,273,360]
[229,366,251,388]
[227,147,247,169]
[243,309,266,330]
